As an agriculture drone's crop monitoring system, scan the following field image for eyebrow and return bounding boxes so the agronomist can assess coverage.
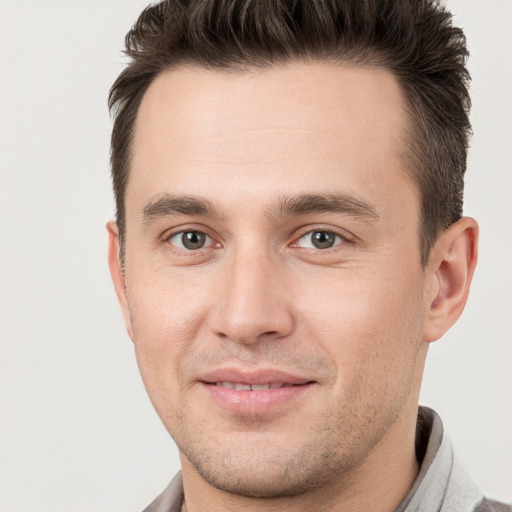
[141,194,218,224]
[273,193,379,219]
[140,192,379,224]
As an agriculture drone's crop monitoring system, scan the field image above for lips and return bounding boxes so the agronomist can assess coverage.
[198,368,315,414]
[200,368,313,387]
[214,382,294,390]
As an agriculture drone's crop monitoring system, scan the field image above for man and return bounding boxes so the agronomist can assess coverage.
[106,1,510,511]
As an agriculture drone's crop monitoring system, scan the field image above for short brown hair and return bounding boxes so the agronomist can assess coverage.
[109,0,471,265]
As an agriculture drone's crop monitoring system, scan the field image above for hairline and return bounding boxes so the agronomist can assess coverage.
[117,58,438,267]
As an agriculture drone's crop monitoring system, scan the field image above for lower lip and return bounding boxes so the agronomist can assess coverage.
[202,383,314,415]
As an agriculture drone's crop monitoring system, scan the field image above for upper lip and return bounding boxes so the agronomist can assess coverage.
[199,368,314,386]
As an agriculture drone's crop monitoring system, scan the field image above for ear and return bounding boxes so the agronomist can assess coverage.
[107,221,134,341]
[423,217,479,343]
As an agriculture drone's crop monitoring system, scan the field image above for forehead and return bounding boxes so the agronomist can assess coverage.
[129,62,416,218]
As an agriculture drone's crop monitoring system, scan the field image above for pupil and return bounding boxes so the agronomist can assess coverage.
[182,231,205,249]
[312,231,335,249]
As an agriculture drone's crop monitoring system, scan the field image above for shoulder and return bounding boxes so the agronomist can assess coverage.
[474,497,512,512]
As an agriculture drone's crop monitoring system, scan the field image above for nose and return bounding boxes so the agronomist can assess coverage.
[208,250,295,345]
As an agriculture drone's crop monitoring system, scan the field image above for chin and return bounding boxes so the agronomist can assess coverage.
[179,432,358,499]
[189,459,337,498]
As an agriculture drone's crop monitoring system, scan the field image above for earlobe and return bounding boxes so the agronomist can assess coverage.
[106,221,134,341]
[423,217,479,343]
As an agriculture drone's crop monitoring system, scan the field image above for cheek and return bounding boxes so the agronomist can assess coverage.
[125,270,212,395]
[297,268,426,386]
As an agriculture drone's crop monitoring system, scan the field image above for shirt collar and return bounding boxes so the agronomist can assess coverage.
[396,406,484,512]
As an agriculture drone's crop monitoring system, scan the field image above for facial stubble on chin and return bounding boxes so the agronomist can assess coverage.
[162,350,363,498]
[169,377,409,500]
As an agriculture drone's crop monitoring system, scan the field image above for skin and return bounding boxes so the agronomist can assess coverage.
[108,63,478,512]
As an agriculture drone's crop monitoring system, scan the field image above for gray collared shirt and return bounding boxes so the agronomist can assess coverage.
[143,407,511,512]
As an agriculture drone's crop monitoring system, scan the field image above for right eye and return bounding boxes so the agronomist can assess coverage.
[168,230,213,250]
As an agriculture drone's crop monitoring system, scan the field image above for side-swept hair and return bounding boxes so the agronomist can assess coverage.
[109,0,471,265]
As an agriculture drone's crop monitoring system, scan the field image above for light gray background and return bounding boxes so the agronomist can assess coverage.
[1,1,510,511]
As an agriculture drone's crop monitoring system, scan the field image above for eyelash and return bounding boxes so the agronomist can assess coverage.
[164,227,220,252]
[163,226,352,254]
[291,229,347,250]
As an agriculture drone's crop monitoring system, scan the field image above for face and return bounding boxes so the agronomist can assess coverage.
[112,63,432,498]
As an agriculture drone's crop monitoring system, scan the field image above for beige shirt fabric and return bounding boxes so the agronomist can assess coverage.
[142,407,510,512]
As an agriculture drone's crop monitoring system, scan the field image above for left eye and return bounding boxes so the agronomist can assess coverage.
[168,231,212,250]
[296,230,345,249]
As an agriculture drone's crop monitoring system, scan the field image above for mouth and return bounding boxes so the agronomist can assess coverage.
[211,382,302,391]
[199,369,316,414]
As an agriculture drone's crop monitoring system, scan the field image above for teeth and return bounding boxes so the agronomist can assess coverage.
[218,382,235,389]
[215,382,287,390]
[225,382,239,389]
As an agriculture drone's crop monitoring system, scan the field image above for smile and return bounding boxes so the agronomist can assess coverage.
[199,370,315,414]
[213,382,297,390]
